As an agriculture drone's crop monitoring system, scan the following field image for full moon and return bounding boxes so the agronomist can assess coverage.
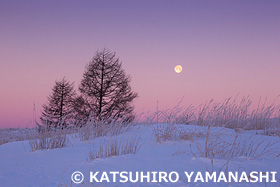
[174,65,182,73]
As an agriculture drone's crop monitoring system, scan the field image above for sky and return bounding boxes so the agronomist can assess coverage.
[1,0,280,128]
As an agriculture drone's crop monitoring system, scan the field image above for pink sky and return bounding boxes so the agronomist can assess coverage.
[1,0,280,128]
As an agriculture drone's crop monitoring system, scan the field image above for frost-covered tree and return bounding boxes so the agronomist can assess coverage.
[41,77,76,129]
[78,49,138,124]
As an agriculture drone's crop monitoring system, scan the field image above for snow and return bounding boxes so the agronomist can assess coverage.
[1,124,280,187]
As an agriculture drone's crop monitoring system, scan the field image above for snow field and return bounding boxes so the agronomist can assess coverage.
[0,124,280,186]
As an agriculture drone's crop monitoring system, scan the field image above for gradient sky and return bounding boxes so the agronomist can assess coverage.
[1,0,280,128]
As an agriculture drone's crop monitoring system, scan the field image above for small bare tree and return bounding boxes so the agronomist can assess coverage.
[41,77,76,129]
[77,49,138,124]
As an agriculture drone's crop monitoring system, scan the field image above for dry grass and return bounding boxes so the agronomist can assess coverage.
[29,130,68,151]
[0,135,8,145]
[196,97,253,128]
[195,96,280,135]
[141,96,280,136]
[153,124,178,143]
[195,126,280,159]
[153,124,204,143]
[78,121,132,141]
[0,128,37,145]
[87,132,141,161]
[140,98,195,125]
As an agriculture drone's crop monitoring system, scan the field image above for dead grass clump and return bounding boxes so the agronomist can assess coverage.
[153,124,178,143]
[153,124,204,143]
[249,98,276,130]
[196,97,251,129]
[139,96,280,136]
[196,126,280,159]
[140,99,195,125]
[265,119,280,137]
[78,121,131,141]
[78,125,99,141]
[178,130,195,141]
[87,133,141,161]
[159,103,195,124]
[29,130,68,151]
[194,96,280,136]
[0,128,37,145]
[0,136,8,145]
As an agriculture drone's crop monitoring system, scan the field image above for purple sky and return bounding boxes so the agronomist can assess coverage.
[1,0,280,128]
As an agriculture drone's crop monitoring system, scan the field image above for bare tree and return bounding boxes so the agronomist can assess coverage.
[78,49,138,124]
[41,77,76,129]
